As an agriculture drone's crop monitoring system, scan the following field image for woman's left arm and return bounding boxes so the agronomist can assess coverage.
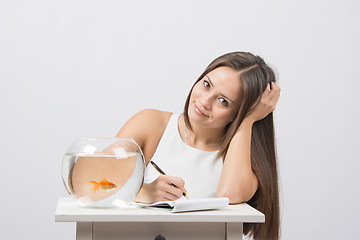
[217,82,281,203]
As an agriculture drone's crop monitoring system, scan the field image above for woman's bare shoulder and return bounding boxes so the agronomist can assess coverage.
[132,109,172,127]
[116,109,172,149]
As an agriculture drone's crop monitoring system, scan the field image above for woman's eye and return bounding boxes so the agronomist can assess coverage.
[219,98,229,107]
[203,80,210,88]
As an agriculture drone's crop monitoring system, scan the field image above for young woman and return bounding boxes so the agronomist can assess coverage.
[116,51,281,239]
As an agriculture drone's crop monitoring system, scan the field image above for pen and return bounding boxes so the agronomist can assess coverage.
[150,160,189,200]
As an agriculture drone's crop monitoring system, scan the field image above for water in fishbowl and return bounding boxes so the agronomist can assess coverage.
[62,150,144,207]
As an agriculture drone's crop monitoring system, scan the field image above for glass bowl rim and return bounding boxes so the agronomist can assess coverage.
[67,137,143,156]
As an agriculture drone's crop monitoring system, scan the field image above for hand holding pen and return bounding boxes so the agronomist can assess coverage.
[150,161,189,200]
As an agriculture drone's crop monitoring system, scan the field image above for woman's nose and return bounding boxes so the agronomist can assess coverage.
[200,93,212,110]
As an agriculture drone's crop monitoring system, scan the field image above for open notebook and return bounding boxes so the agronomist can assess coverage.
[133,198,229,213]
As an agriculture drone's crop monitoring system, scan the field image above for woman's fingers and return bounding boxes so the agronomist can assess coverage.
[262,82,271,99]
[263,82,279,100]
[271,88,281,105]
[167,175,186,193]
[268,82,281,104]
[155,175,186,201]
[261,82,280,109]
[162,190,182,201]
[165,186,184,200]
[166,176,186,198]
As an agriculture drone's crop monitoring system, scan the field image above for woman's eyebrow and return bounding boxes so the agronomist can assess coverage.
[205,75,235,105]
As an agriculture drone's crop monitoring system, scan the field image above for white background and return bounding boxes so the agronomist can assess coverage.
[1,0,359,239]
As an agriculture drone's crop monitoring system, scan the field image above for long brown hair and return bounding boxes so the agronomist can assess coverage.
[184,52,280,240]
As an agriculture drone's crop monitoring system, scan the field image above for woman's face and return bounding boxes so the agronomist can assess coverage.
[188,66,242,129]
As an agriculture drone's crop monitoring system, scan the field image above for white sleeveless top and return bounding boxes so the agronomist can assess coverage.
[144,113,223,198]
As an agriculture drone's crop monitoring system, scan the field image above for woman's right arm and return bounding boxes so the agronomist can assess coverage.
[115,109,186,203]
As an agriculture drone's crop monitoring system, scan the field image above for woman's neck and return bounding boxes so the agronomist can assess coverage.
[179,114,224,151]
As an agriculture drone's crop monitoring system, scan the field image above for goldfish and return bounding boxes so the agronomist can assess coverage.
[88,178,117,193]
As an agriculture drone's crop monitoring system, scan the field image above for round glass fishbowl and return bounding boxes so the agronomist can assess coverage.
[62,138,145,207]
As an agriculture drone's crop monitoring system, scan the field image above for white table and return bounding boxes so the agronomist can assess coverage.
[55,197,264,240]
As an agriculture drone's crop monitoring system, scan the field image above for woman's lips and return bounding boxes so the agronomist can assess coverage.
[194,104,208,117]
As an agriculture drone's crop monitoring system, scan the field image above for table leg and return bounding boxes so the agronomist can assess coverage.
[76,222,92,240]
[226,222,243,240]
